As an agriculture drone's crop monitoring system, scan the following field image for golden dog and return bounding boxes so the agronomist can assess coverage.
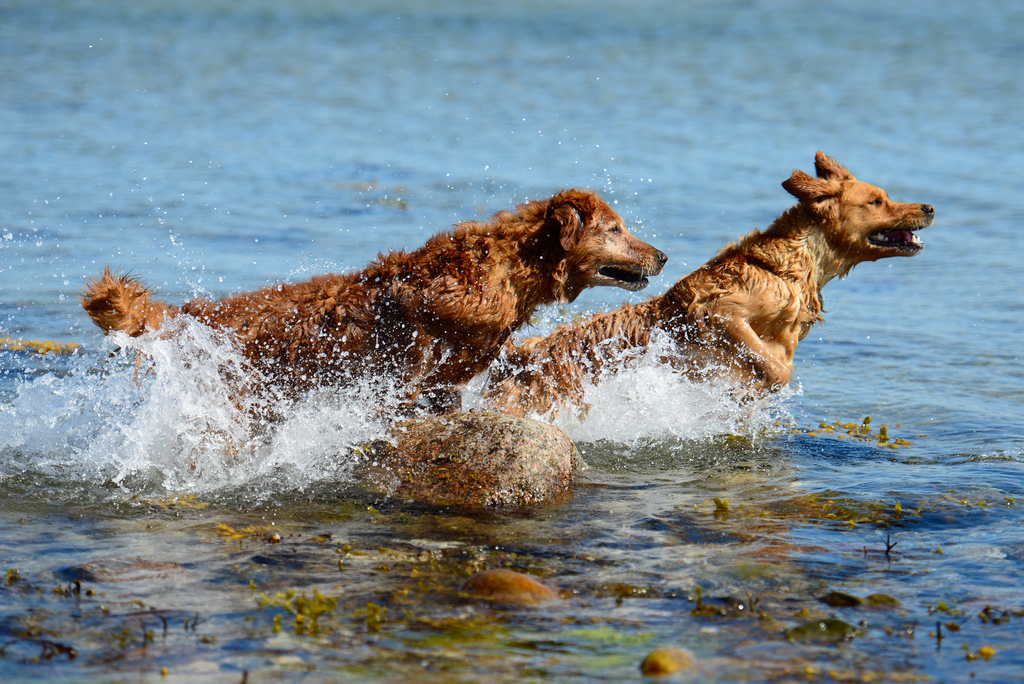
[484,152,934,416]
[82,189,666,415]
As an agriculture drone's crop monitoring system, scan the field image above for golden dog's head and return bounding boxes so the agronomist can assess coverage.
[543,189,667,303]
[782,151,934,274]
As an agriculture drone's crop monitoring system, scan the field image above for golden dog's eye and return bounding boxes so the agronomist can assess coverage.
[869,198,883,206]
[610,226,622,234]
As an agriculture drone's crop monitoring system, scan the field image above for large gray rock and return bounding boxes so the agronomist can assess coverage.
[359,411,582,507]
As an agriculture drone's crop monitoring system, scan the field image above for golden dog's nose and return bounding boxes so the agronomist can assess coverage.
[921,204,935,215]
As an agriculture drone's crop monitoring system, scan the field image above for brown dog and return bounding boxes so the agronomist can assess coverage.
[484,152,934,416]
[82,189,666,415]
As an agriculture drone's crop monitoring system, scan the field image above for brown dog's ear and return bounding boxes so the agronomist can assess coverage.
[813,151,855,181]
[551,260,573,304]
[549,202,586,252]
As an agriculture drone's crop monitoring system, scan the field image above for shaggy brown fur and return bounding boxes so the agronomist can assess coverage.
[82,189,666,414]
[484,152,935,416]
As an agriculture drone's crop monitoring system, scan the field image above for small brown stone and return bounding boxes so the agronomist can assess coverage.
[358,411,583,507]
[460,568,560,604]
[640,647,695,676]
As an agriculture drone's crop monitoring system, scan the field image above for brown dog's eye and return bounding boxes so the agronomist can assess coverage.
[869,198,883,206]
[610,226,622,234]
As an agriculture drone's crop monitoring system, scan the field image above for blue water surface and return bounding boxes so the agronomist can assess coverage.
[1,1,1022,682]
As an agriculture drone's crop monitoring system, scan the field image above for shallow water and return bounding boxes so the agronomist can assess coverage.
[2,0,1023,681]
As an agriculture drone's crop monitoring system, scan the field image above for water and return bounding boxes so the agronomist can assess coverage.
[2,0,1023,681]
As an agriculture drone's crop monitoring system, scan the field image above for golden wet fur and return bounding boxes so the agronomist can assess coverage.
[484,152,935,416]
[82,189,666,415]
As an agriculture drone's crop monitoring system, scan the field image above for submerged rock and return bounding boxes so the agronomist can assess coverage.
[359,411,583,507]
[819,590,901,608]
[865,593,900,607]
[819,591,863,608]
[640,647,695,676]
[61,557,188,583]
[784,618,864,643]
[460,568,561,604]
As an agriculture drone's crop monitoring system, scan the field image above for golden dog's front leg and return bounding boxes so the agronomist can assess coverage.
[708,314,793,390]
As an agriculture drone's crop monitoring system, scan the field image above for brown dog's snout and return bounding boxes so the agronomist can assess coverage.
[645,249,668,275]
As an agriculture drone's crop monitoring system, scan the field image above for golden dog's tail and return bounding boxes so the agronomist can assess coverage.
[81,267,179,336]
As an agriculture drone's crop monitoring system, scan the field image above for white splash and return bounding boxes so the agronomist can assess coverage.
[466,331,796,445]
[1,319,795,494]
[0,318,393,494]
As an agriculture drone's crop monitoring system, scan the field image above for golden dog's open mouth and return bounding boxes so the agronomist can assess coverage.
[597,265,650,291]
[868,228,924,254]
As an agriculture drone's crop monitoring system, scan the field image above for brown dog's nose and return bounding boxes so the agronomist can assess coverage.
[921,204,934,215]
[656,250,668,265]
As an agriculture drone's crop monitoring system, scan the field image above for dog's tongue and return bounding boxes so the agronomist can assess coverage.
[885,230,917,244]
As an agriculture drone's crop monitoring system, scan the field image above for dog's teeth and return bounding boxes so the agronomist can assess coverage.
[873,230,920,246]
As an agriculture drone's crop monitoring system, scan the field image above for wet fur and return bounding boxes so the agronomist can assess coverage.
[82,189,666,415]
[484,152,935,417]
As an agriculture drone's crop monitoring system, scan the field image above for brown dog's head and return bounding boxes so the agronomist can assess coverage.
[541,189,667,303]
[782,151,934,277]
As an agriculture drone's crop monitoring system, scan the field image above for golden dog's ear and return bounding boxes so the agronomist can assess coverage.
[549,202,586,252]
[813,151,855,181]
[782,170,836,202]
[782,170,842,221]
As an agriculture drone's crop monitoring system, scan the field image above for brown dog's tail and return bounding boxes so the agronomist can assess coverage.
[81,268,179,336]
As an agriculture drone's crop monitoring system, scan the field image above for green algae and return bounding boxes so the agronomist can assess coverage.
[257,588,339,635]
